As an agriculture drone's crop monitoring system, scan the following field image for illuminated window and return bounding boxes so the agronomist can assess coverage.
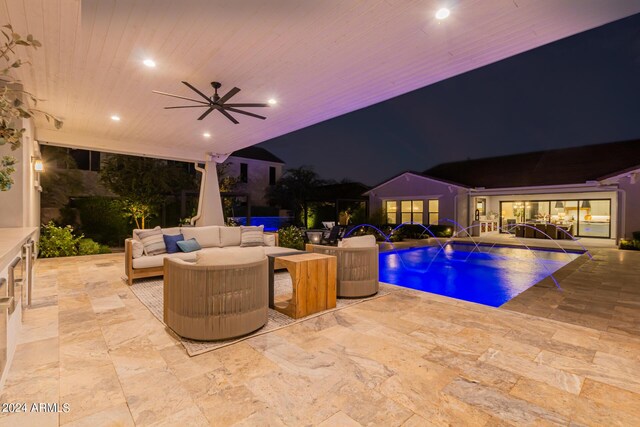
[385,201,397,224]
[400,200,423,224]
[428,199,439,225]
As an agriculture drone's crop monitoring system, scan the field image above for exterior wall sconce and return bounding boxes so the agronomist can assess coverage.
[33,158,44,172]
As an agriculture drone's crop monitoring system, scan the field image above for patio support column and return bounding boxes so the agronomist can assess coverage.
[196,161,224,226]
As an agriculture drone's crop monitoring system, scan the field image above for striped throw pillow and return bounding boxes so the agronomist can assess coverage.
[240,225,265,247]
[137,226,167,256]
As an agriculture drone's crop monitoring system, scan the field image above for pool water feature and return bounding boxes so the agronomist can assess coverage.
[379,243,582,307]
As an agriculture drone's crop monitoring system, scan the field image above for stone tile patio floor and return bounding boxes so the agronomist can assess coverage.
[1,249,639,426]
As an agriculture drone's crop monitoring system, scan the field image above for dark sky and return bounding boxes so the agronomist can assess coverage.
[258,13,640,186]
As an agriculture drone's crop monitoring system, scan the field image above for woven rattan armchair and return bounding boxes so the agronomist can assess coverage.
[305,244,378,297]
[163,258,268,341]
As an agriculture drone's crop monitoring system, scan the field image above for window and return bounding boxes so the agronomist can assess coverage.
[385,201,397,224]
[577,199,610,238]
[240,163,248,183]
[269,166,276,185]
[70,149,90,170]
[400,200,423,224]
[428,199,439,225]
[500,199,611,238]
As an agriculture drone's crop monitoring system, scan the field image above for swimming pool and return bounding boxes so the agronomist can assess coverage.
[379,243,582,307]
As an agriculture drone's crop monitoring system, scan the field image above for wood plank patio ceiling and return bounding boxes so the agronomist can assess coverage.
[2,0,639,161]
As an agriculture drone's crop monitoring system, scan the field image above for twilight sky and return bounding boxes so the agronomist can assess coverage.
[258,13,640,186]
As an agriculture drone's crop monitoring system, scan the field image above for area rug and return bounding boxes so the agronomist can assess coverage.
[127,273,389,356]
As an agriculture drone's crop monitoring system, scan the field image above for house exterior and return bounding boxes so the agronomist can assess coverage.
[365,140,640,242]
[220,147,285,208]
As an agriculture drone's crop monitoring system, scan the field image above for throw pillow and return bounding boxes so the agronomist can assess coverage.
[137,226,167,256]
[196,247,266,266]
[176,238,201,253]
[163,234,184,254]
[263,233,276,247]
[240,225,265,247]
[131,240,144,258]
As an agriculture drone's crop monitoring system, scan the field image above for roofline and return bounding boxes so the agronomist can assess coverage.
[597,164,640,181]
[363,171,468,195]
[468,182,619,196]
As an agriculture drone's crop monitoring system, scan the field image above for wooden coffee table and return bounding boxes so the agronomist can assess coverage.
[270,252,337,319]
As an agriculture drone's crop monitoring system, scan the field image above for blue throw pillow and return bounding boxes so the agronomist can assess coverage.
[163,234,184,254]
[176,238,201,253]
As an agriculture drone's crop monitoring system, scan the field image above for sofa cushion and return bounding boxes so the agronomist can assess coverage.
[263,233,276,247]
[176,238,201,253]
[240,225,265,247]
[163,234,184,254]
[162,227,182,236]
[338,235,377,248]
[181,226,221,248]
[219,226,242,247]
[137,227,167,256]
[132,251,197,269]
[131,240,144,258]
[196,246,266,266]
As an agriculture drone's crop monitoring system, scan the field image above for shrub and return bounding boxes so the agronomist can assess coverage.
[78,238,111,255]
[278,225,305,250]
[633,231,640,241]
[38,221,82,258]
[71,197,130,246]
[619,239,640,251]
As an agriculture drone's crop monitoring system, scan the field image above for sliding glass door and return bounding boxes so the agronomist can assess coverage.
[499,198,611,238]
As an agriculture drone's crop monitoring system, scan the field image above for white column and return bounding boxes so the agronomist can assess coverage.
[195,161,224,226]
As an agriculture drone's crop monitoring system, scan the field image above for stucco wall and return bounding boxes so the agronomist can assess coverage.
[0,118,40,228]
[367,173,467,226]
[222,157,283,206]
[619,176,640,238]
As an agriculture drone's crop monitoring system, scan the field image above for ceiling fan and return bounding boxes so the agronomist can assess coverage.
[152,81,269,124]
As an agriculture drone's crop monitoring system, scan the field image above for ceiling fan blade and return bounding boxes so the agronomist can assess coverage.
[164,105,210,109]
[181,81,213,103]
[224,103,269,108]
[224,107,266,120]
[152,90,209,105]
[218,109,239,124]
[218,87,240,104]
[197,107,215,120]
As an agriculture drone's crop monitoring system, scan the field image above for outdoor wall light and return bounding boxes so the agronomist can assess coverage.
[33,159,44,172]
[143,58,156,68]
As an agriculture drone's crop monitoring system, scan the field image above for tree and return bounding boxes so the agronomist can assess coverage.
[267,166,325,226]
[100,154,197,228]
[0,24,62,191]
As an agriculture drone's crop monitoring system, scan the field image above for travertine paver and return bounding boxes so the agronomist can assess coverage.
[0,250,639,426]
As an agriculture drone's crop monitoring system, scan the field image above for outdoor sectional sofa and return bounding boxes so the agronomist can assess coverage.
[124,225,292,286]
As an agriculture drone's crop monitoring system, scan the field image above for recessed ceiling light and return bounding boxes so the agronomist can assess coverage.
[267,98,277,106]
[111,115,121,121]
[143,58,156,68]
[435,8,450,20]
[203,132,211,138]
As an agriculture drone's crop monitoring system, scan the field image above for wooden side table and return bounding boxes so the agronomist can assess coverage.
[272,253,337,319]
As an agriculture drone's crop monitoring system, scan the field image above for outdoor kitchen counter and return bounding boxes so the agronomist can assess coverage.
[0,227,37,272]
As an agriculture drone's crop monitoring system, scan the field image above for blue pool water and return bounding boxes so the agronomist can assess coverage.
[379,244,582,307]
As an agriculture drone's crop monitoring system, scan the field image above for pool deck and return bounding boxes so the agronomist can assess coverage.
[1,249,639,425]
